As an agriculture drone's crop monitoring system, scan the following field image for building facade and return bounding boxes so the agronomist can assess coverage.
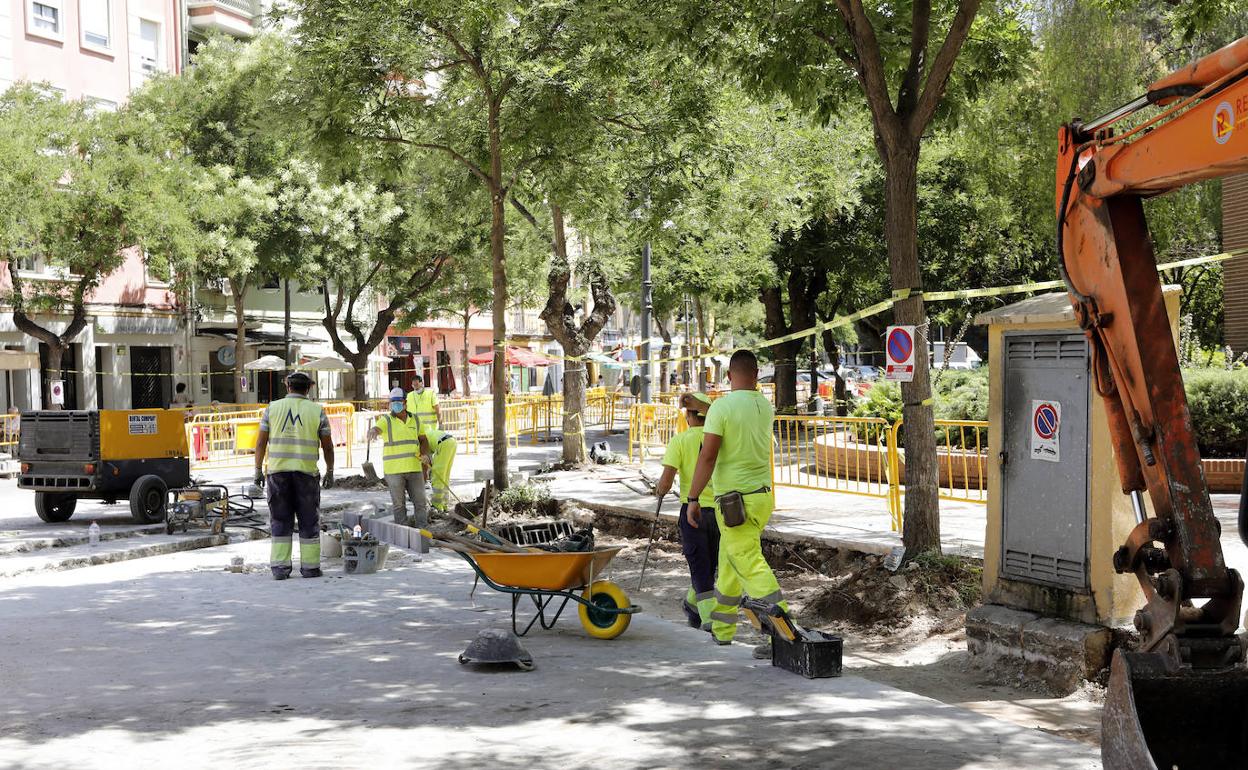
[0,0,261,409]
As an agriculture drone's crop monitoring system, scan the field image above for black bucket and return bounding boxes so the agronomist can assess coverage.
[1103,649,1248,769]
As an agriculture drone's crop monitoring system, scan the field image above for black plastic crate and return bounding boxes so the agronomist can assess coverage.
[494,520,574,546]
[772,630,844,679]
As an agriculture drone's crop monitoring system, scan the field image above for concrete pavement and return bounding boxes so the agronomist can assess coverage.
[0,538,1101,769]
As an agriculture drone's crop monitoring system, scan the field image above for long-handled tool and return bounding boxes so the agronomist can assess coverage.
[361,418,380,483]
[636,494,668,591]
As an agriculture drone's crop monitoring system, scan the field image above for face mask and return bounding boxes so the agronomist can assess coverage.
[389,402,403,414]
[414,384,424,393]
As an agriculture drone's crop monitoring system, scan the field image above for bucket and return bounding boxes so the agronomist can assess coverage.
[320,530,342,558]
[343,540,389,575]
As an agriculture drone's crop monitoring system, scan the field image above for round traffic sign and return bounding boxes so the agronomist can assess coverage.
[1034,403,1059,440]
[887,327,913,363]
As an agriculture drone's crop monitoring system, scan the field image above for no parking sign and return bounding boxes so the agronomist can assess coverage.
[884,326,916,382]
[1030,400,1061,462]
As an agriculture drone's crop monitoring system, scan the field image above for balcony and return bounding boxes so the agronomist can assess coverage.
[187,0,261,39]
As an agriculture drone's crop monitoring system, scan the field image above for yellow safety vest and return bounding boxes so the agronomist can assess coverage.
[380,414,424,475]
[406,388,438,430]
[264,396,324,475]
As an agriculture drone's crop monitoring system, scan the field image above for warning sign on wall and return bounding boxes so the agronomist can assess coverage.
[1030,400,1061,462]
[884,326,916,382]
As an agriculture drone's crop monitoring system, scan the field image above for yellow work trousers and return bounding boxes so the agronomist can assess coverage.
[430,435,457,508]
[709,491,786,642]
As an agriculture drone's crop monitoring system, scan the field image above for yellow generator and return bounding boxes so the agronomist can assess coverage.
[18,410,191,524]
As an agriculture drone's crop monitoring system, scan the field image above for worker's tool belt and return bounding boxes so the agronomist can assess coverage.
[715,487,770,528]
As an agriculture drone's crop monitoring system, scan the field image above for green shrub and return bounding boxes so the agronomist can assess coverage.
[493,481,553,513]
[849,381,902,443]
[849,369,988,447]
[1183,369,1248,458]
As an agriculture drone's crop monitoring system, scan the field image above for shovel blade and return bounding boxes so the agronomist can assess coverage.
[1103,648,1248,770]
[362,462,380,483]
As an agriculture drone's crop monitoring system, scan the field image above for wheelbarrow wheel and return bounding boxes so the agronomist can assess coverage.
[578,581,631,640]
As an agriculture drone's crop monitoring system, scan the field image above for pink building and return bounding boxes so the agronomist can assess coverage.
[0,0,259,409]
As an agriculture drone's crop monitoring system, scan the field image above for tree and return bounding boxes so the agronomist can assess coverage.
[667,0,1027,553]
[273,158,453,400]
[0,85,195,404]
[291,0,654,487]
[132,34,300,398]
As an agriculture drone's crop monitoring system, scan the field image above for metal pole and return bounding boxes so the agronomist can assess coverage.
[683,294,692,387]
[640,242,652,403]
[283,278,292,366]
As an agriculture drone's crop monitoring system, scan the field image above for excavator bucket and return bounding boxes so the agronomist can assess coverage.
[1102,649,1248,769]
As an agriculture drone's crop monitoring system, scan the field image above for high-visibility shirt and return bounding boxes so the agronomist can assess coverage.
[703,389,774,494]
[661,426,715,508]
[378,413,424,475]
[406,388,438,430]
[261,394,329,475]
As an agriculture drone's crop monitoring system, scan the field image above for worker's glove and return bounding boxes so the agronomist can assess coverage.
[321,469,335,489]
[253,469,265,489]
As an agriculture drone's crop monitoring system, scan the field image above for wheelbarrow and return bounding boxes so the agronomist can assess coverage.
[453,547,641,640]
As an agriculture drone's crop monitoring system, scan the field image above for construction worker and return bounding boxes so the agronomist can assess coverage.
[687,349,784,648]
[424,425,458,512]
[406,374,440,432]
[253,371,335,580]
[654,392,719,631]
[369,388,433,544]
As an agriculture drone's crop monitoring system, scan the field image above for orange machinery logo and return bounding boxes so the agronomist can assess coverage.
[1214,101,1234,145]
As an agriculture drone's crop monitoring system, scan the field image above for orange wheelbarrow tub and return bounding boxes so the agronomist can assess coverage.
[456,547,641,640]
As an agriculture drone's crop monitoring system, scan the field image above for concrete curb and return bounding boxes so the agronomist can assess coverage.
[0,524,167,556]
[0,532,249,577]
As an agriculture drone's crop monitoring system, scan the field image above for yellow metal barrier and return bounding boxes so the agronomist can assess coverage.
[771,415,894,504]
[886,418,990,532]
[0,413,20,456]
[627,403,684,461]
[187,402,355,471]
[505,395,562,446]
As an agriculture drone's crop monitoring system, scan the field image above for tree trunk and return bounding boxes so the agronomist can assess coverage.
[821,328,849,416]
[561,361,587,464]
[760,286,800,412]
[352,353,368,403]
[229,276,248,402]
[885,146,940,555]
[487,101,509,489]
[461,308,472,397]
[43,342,64,408]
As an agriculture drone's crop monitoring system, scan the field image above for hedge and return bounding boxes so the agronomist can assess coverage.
[848,367,1248,459]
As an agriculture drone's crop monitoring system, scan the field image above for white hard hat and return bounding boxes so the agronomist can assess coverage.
[389,387,405,401]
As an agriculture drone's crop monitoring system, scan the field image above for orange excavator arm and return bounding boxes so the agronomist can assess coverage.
[1057,36,1248,770]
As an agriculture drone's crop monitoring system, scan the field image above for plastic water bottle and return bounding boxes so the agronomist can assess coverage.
[353,524,363,539]
[88,521,100,547]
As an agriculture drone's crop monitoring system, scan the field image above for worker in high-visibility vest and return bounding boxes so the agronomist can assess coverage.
[687,349,785,653]
[369,388,433,540]
[424,425,458,512]
[253,371,335,580]
[654,391,718,631]
[405,375,440,432]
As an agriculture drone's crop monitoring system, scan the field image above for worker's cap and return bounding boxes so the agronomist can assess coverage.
[680,392,712,415]
[389,387,405,402]
[285,371,312,387]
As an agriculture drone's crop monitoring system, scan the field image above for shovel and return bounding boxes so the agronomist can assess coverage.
[361,419,380,483]
[637,495,668,591]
